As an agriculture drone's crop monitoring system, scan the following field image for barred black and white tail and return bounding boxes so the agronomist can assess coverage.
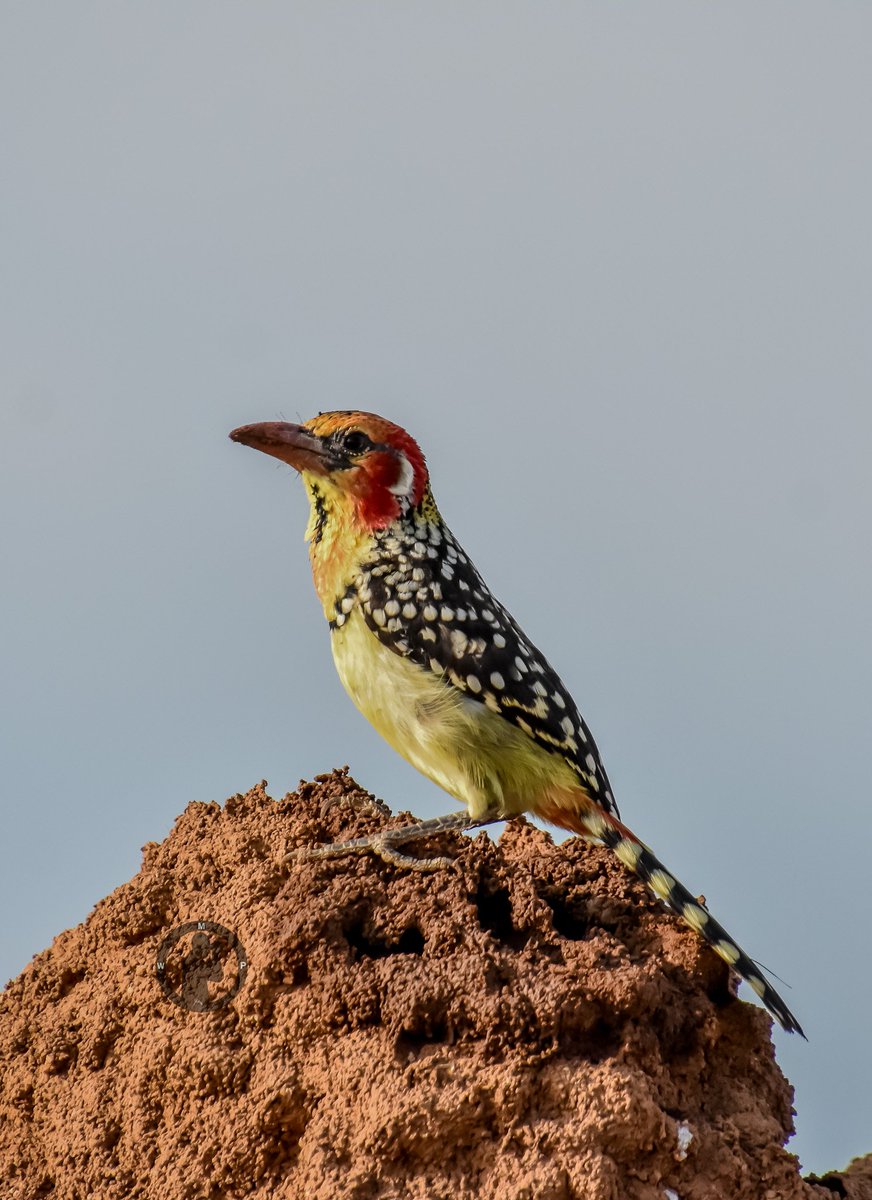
[565,807,805,1037]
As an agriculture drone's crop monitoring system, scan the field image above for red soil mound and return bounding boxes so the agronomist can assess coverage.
[0,771,860,1198]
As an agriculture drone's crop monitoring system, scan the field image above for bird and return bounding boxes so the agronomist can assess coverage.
[229,410,804,1036]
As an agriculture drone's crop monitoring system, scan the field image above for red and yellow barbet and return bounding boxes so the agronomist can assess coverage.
[230,411,804,1036]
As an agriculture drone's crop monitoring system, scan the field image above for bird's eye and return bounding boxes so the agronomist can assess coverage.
[341,430,370,456]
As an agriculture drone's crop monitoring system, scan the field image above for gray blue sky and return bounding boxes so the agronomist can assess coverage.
[2,1,870,1174]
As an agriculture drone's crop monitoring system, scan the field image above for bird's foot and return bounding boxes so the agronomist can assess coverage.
[288,810,495,872]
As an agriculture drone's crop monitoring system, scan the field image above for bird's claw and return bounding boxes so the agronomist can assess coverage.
[287,809,492,871]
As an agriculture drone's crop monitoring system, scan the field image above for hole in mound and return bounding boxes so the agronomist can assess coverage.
[473,881,529,949]
[290,960,309,988]
[561,1016,622,1063]
[57,967,86,998]
[543,892,589,941]
[344,920,425,960]
[804,1176,847,1197]
[706,970,734,1010]
[395,1019,450,1059]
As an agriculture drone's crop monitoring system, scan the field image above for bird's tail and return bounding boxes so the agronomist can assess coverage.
[536,801,805,1036]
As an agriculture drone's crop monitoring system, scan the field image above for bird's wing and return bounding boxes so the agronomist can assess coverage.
[334,518,619,818]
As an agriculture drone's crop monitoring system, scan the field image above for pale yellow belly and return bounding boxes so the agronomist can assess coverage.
[330,610,579,820]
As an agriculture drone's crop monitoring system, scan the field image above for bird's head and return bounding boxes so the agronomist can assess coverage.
[229,411,430,534]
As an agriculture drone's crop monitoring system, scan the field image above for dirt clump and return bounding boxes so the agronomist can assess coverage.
[806,1155,872,1200]
[0,771,856,1198]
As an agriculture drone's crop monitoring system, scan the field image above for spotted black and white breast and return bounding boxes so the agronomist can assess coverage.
[329,513,619,816]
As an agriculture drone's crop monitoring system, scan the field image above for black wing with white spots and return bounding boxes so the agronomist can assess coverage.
[329,508,619,817]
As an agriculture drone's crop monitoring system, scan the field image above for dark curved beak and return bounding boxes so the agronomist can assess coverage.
[229,422,330,476]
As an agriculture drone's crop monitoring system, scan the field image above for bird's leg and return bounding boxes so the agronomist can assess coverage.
[288,810,497,871]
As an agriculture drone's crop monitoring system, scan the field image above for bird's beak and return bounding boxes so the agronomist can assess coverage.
[229,422,330,476]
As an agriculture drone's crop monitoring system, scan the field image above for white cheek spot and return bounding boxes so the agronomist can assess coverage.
[490,672,505,689]
[388,452,416,498]
[466,674,482,693]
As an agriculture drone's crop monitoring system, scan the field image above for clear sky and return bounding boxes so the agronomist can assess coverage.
[2,1,870,1176]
